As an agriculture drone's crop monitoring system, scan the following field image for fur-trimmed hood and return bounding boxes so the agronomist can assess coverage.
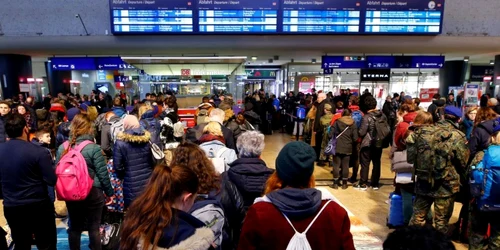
[117,129,151,144]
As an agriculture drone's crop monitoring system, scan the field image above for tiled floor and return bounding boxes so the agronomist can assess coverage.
[0,132,467,249]
[261,132,468,250]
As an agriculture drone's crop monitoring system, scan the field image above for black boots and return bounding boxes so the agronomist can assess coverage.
[342,180,348,190]
[330,179,348,190]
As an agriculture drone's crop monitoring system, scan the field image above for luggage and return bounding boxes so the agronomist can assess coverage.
[470,146,500,212]
[387,192,404,228]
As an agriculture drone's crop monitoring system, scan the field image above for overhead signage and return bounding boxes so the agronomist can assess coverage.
[282,0,362,33]
[365,0,444,34]
[323,55,445,69]
[360,69,391,82]
[50,58,96,71]
[321,56,367,69]
[246,70,277,79]
[114,75,130,82]
[199,0,279,33]
[323,68,333,75]
[469,66,494,82]
[96,57,135,70]
[109,0,445,34]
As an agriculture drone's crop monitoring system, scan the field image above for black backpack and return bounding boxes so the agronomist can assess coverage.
[372,114,391,148]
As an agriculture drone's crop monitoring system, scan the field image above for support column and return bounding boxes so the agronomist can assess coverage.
[0,54,32,99]
[494,55,500,86]
[439,60,467,97]
[46,61,71,95]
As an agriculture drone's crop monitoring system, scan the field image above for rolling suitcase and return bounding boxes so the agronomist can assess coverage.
[387,192,404,228]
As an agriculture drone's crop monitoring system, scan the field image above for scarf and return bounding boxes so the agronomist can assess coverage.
[199,133,226,145]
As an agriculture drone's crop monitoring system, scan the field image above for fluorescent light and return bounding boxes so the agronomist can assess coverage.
[121,56,248,60]
[251,56,258,60]
[312,59,317,64]
[490,60,495,65]
[464,56,469,62]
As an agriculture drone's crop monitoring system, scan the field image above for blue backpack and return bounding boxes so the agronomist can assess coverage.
[296,106,306,120]
[470,146,500,212]
[351,110,363,128]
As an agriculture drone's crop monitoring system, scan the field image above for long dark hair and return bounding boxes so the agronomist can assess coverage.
[170,142,220,194]
[120,165,199,250]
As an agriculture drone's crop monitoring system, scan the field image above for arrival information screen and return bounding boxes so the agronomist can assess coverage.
[364,0,443,34]
[198,0,279,33]
[281,0,361,33]
[109,0,444,34]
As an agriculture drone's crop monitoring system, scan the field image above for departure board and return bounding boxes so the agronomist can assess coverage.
[281,0,361,33]
[109,0,445,34]
[364,0,444,34]
[198,0,279,33]
[110,0,194,33]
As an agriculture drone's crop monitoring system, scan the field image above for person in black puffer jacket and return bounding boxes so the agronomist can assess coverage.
[139,106,162,148]
[220,131,274,249]
[113,115,153,208]
[330,109,359,190]
[219,103,242,142]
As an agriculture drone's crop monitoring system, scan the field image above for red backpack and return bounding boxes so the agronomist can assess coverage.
[55,140,94,201]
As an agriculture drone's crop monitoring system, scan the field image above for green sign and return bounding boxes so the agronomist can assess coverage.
[245,70,278,79]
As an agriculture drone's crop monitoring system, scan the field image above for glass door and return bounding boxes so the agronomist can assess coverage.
[360,81,389,110]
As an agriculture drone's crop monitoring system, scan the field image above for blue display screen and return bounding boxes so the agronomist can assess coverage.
[109,0,445,34]
[197,0,279,33]
[364,1,444,34]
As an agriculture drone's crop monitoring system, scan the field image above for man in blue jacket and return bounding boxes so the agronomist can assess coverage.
[0,114,57,250]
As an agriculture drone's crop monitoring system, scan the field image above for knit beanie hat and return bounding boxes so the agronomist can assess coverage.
[123,115,140,130]
[275,141,317,186]
[67,108,81,122]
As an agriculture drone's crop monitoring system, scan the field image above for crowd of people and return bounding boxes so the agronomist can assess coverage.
[0,87,498,250]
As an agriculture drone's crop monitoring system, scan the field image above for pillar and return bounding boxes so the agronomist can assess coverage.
[46,61,71,95]
[439,60,467,97]
[494,55,500,86]
[0,54,32,99]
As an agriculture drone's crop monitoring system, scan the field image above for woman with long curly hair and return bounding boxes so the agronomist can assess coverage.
[170,142,225,248]
[120,165,215,250]
[55,114,113,250]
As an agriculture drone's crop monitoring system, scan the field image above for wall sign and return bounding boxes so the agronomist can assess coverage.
[360,69,391,82]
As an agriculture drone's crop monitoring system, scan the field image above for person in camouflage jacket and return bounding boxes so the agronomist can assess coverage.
[406,107,469,235]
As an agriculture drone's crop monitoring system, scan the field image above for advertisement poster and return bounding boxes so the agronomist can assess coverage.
[298,76,315,94]
[465,84,479,106]
[419,88,440,102]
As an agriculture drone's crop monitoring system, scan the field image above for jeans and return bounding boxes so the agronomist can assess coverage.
[400,188,414,225]
[47,185,55,203]
[333,154,350,180]
[66,187,105,250]
[360,146,383,186]
[4,200,57,250]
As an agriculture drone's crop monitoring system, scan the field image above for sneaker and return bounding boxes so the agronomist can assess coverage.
[330,183,339,189]
[342,180,348,190]
[372,185,380,190]
[353,183,367,191]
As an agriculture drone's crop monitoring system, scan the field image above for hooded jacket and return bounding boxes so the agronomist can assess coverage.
[101,115,122,158]
[427,98,446,123]
[0,116,6,143]
[199,140,238,167]
[111,106,126,118]
[332,116,359,155]
[394,111,418,151]
[56,121,71,149]
[141,209,215,250]
[238,188,355,250]
[314,99,332,132]
[469,118,499,161]
[113,128,153,207]
[223,109,242,140]
[56,135,114,197]
[359,110,387,148]
[186,123,237,151]
[140,110,162,147]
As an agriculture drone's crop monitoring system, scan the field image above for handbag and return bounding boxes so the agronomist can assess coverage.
[391,150,413,173]
[324,126,349,156]
[150,141,165,165]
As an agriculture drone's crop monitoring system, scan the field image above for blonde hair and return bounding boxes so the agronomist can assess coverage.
[138,105,152,119]
[203,121,223,137]
[86,106,98,122]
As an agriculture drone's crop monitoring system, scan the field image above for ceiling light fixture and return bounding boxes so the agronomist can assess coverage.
[251,56,258,60]
[121,56,248,60]
[312,59,317,64]
[268,59,274,63]
[490,60,495,65]
[464,56,469,62]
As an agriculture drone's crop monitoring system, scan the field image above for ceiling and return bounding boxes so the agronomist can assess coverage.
[10,35,500,66]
